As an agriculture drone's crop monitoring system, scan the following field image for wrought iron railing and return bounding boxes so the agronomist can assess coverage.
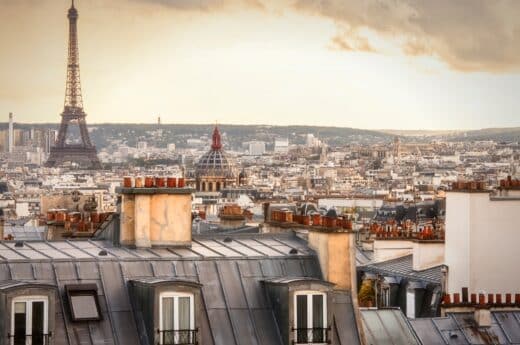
[292,327,331,344]
[157,329,198,345]
[8,333,52,345]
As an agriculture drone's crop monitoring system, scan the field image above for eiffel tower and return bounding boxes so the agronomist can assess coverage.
[45,0,101,169]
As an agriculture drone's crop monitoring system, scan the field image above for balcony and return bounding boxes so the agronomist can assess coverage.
[8,333,52,345]
[292,327,331,344]
[157,329,198,345]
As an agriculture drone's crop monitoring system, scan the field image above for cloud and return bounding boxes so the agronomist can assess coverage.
[130,0,264,11]
[293,0,520,72]
[330,28,375,53]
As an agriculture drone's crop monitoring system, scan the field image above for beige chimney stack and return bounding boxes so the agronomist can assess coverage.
[307,228,357,291]
[118,178,194,248]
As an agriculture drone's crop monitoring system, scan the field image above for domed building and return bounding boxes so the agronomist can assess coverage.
[195,125,237,192]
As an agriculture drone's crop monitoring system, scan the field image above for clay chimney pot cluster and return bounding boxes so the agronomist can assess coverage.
[443,288,520,308]
[123,176,185,189]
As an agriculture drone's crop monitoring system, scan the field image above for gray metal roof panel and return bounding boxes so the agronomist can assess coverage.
[196,261,226,309]
[217,261,248,309]
[361,308,420,345]
[452,312,510,345]
[359,255,442,284]
[252,309,283,345]
[230,309,260,345]
[208,308,237,345]
[494,311,520,343]
[331,291,361,345]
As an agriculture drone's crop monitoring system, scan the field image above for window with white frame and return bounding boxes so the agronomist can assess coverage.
[381,286,390,307]
[159,292,195,345]
[10,296,49,345]
[294,291,328,344]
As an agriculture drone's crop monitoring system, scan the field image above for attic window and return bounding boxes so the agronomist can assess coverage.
[293,291,329,344]
[65,284,101,321]
[10,296,50,345]
[159,292,196,345]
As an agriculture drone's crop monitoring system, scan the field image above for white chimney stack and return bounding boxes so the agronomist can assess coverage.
[8,112,14,153]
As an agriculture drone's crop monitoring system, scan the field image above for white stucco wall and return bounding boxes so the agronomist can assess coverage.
[373,239,413,262]
[446,191,520,294]
[412,241,444,271]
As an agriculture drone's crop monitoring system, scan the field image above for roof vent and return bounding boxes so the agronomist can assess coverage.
[98,250,108,256]
[223,237,233,243]
[289,248,298,255]
[14,241,23,248]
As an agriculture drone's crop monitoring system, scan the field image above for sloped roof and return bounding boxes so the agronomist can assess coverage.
[409,311,520,345]
[360,308,421,345]
[0,232,360,345]
[358,255,442,284]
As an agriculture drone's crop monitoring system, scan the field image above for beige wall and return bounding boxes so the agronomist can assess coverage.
[308,230,356,291]
[120,192,192,248]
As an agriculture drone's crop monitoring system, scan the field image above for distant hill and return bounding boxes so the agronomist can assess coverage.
[380,127,520,142]
[0,123,392,149]
[379,129,462,137]
[452,127,520,142]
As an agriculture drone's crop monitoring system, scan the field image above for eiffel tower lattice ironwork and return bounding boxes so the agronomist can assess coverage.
[45,0,101,169]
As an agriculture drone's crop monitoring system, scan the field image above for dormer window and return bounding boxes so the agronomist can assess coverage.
[10,296,49,345]
[159,292,196,345]
[294,291,328,344]
[129,278,202,345]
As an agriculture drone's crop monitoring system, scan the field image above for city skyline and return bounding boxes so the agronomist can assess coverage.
[1,0,520,130]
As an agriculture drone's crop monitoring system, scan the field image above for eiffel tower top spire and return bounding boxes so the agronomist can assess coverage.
[64,0,83,112]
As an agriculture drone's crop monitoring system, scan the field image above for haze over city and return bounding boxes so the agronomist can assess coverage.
[1,1,520,345]
[1,0,520,129]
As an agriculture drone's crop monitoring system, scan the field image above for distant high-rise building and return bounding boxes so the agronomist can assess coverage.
[45,129,58,153]
[13,129,25,147]
[306,133,322,147]
[8,112,13,153]
[137,141,148,150]
[248,141,266,156]
[274,138,289,153]
[0,130,7,152]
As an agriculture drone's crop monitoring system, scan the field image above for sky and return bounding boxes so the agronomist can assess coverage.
[1,0,520,130]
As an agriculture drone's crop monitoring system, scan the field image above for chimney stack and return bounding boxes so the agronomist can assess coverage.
[307,227,356,291]
[474,308,491,327]
[118,177,194,248]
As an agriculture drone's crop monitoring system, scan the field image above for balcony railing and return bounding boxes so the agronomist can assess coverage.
[8,333,52,345]
[157,329,198,345]
[292,327,331,344]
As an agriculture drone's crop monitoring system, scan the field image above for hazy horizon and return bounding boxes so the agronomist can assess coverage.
[1,0,520,130]
[2,119,520,134]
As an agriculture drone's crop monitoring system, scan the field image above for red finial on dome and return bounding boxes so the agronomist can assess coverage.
[211,125,222,150]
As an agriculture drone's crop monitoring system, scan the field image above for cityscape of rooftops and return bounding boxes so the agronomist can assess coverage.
[0,1,519,344]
